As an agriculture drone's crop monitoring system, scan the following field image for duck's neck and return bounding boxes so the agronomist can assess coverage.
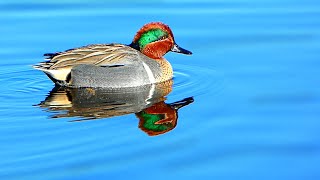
[129,42,140,51]
[129,42,173,81]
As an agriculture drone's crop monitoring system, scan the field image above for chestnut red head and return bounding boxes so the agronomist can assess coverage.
[129,22,192,59]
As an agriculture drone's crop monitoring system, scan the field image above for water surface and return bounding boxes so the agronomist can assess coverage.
[1,1,320,179]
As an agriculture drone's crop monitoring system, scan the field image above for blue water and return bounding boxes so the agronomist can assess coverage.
[1,1,320,179]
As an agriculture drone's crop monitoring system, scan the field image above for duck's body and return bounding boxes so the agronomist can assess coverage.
[34,44,172,87]
[33,22,191,88]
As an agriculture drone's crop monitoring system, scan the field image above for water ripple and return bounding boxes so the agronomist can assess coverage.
[0,63,223,101]
[172,63,224,98]
[0,65,50,98]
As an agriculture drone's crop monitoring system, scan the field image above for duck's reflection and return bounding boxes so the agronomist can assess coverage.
[38,80,194,136]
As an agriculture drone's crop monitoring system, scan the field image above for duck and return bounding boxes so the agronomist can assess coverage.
[33,22,192,88]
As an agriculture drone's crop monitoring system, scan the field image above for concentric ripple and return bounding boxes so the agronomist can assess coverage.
[0,63,224,103]
[171,63,225,99]
[0,65,51,98]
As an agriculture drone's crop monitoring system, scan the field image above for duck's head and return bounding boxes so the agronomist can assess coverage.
[129,22,192,59]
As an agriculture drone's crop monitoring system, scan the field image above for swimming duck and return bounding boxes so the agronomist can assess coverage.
[33,22,192,88]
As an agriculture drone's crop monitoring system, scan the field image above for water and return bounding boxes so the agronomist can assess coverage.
[1,1,320,179]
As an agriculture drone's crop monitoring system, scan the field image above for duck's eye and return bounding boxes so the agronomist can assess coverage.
[158,36,167,41]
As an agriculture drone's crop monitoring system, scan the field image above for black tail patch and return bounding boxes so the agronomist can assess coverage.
[44,53,59,60]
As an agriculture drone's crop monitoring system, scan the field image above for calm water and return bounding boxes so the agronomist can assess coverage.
[1,1,320,179]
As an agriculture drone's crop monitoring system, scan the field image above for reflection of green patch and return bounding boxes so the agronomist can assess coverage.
[140,111,172,132]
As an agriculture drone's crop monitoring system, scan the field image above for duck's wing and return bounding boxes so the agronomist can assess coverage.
[42,44,139,70]
[33,44,141,82]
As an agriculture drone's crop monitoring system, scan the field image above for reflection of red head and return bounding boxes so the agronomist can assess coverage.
[137,101,178,136]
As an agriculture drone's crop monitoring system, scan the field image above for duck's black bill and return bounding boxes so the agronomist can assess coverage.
[171,44,192,55]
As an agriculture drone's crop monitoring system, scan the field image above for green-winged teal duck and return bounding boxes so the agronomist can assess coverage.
[33,22,192,88]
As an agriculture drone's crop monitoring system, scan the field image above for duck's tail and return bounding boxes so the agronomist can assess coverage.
[33,62,70,83]
[33,61,54,70]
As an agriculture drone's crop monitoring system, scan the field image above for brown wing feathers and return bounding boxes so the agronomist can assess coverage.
[37,44,136,70]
